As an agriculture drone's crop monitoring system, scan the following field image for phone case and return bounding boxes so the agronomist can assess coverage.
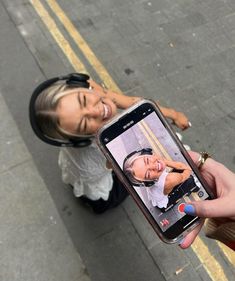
[96,99,213,243]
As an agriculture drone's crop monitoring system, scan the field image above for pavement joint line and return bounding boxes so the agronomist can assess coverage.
[28,0,234,279]
[121,205,166,278]
[0,158,32,175]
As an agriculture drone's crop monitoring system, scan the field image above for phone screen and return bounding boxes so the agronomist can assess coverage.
[99,101,211,240]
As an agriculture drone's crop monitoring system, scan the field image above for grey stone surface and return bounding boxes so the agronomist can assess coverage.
[84,217,164,281]
[123,197,162,249]
[0,95,90,281]
[196,265,215,281]
[0,95,30,174]
[150,242,190,280]
[167,264,204,281]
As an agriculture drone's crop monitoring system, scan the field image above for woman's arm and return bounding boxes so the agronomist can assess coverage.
[164,159,192,171]
[161,159,192,194]
[157,104,190,130]
[164,170,191,195]
[112,95,191,130]
[164,173,183,195]
[89,80,141,108]
[110,94,190,130]
[107,91,141,109]
[89,80,190,129]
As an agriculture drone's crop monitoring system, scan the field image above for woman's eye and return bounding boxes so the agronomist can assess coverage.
[144,157,147,165]
[146,170,150,180]
[77,93,82,107]
[83,94,86,107]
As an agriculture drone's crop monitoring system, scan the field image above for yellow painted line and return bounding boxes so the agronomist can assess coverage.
[191,238,228,281]
[137,122,163,157]
[30,0,87,73]
[217,241,235,266]
[138,120,229,280]
[30,1,232,280]
[46,0,121,93]
[139,120,172,160]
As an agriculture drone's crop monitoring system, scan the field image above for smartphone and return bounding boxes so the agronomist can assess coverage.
[96,99,213,243]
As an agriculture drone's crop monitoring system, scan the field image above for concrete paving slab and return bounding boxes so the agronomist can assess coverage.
[150,242,189,280]
[123,197,162,249]
[0,93,90,281]
[84,217,165,281]
[0,95,31,174]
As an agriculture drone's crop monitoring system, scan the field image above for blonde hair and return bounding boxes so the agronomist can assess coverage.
[34,81,81,140]
[123,151,146,185]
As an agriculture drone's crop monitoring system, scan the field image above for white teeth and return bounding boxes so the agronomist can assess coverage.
[103,104,108,119]
[157,163,161,171]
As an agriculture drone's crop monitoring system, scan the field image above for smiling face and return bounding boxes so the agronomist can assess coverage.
[132,155,166,182]
[55,89,117,135]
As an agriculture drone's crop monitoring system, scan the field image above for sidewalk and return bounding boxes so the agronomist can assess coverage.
[0,1,89,280]
[0,93,90,281]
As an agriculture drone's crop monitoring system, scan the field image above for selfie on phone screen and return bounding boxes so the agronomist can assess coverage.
[102,103,210,236]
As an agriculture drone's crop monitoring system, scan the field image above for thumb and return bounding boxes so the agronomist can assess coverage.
[183,198,233,218]
[106,160,113,169]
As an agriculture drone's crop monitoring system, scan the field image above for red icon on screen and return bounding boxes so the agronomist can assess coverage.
[160,218,169,227]
[178,203,185,213]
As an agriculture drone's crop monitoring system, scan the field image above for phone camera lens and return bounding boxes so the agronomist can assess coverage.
[198,191,204,198]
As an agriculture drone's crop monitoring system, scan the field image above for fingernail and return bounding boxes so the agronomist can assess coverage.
[184,204,196,216]
[178,238,185,245]
[188,121,192,127]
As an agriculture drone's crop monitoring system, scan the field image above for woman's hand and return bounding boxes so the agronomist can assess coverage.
[179,151,235,249]
[173,111,191,130]
[158,105,190,130]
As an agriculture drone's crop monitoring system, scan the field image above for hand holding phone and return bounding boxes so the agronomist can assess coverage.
[96,100,213,243]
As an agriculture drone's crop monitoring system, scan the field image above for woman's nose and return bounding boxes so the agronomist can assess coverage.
[149,162,156,170]
[85,106,101,118]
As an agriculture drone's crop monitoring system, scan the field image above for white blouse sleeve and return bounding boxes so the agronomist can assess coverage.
[58,143,113,200]
[146,169,169,208]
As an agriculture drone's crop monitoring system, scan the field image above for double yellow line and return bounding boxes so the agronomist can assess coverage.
[137,121,234,280]
[138,120,172,160]
[30,0,234,279]
[30,0,120,93]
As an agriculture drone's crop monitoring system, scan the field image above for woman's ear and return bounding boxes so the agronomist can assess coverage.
[89,80,107,95]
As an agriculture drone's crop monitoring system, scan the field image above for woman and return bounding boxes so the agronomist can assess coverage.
[30,73,191,214]
[123,148,198,210]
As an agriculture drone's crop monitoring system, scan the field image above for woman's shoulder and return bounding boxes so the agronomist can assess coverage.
[60,142,106,162]
[61,141,99,152]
